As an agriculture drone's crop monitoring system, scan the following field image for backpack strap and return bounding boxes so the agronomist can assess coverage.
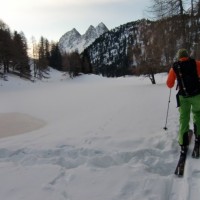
[175,62,189,96]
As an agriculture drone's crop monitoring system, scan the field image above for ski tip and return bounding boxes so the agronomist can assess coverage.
[174,169,184,177]
[174,173,184,177]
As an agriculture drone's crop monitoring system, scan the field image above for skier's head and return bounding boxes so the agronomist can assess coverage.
[177,49,189,60]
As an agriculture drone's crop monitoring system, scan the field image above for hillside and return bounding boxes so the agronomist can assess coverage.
[84,15,200,76]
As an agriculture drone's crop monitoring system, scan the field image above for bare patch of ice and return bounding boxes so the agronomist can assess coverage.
[0,112,46,138]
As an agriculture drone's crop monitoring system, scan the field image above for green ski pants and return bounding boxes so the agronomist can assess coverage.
[179,94,200,145]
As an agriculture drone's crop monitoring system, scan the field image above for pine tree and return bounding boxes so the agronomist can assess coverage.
[49,43,62,71]
[0,21,12,74]
[12,31,31,78]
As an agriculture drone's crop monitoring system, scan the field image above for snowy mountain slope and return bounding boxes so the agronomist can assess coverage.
[85,16,200,77]
[85,19,151,68]
[58,28,81,53]
[58,22,108,54]
[0,72,200,200]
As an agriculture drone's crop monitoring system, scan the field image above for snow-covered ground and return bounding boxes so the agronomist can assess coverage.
[0,71,199,200]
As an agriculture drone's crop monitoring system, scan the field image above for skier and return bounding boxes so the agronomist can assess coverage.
[166,48,200,158]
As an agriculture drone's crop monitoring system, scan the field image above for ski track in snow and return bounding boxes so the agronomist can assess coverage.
[186,144,200,200]
[0,134,177,200]
[0,141,174,173]
[168,134,200,200]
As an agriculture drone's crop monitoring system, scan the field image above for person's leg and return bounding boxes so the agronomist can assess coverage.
[179,96,191,146]
[191,94,200,157]
[191,94,200,139]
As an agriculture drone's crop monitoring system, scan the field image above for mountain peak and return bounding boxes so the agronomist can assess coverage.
[96,22,108,36]
[86,25,95,31]
[58,23,109,54]
[96,22,107,29]
[84,25,98,41]
[70,28,81,37]
[71,28,78,31]
[59,28,81,41]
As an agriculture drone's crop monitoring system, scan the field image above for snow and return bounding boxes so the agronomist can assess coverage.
[0,71,199,200]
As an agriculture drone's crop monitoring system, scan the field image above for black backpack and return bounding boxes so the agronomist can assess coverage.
[173,58,200,97]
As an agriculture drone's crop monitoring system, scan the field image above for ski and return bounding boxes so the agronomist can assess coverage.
[174,130,193,177]
[174,151,187,177]
[192,140,200,158]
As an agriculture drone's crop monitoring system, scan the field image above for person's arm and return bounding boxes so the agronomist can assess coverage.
[166,68,176,88]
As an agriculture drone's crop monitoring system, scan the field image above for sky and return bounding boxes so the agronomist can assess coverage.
[0,0,151,43]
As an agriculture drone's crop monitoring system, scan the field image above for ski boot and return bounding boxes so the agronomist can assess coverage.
[174,145,188,176]
[180,145,188,158]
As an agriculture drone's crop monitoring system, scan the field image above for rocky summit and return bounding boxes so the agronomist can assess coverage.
[58,22,108,54]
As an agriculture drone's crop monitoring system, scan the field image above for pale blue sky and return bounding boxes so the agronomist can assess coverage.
[1,0,151,42]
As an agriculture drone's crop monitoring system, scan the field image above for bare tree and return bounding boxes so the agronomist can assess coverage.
[31,36,39,78]
[62,51,82,78]
[35,36,50,79]
[150,0,187,19]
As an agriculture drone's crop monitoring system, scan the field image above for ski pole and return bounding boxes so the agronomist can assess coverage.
[163,88,171,130]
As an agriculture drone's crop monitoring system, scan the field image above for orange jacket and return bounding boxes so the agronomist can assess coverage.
[166,57,200,88]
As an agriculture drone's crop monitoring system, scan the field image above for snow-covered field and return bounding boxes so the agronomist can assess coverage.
[0,71,199,200]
